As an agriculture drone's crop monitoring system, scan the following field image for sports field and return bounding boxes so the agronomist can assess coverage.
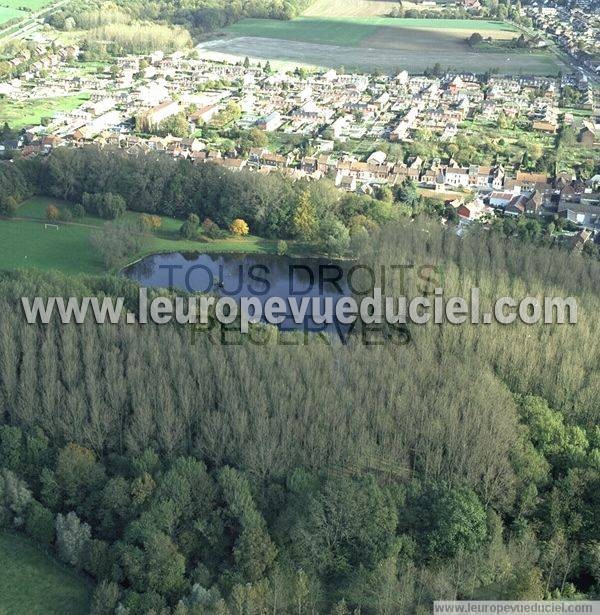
[0,532,92,615]
[201,16,565,75]
[0,197,280,275]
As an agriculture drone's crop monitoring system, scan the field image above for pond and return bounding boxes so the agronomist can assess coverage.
[123,252,355,334]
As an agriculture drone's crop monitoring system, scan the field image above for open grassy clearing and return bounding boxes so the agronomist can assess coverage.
[212,16,563,75]
[304,0,399,17]
[0,93,90,129]
[0,532,92,615]
[0,197,281,275]
[0,0,54,10]
[0,5,24,24]
[304,0,473,17]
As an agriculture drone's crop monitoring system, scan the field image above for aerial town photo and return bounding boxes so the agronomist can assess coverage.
[0,0,599,613]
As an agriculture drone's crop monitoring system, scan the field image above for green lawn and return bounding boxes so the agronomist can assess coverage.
[0,5,24,24]
[0,532,92,615]
[0,197,281,276]
[0,94,90,130]
[0,0,54,10]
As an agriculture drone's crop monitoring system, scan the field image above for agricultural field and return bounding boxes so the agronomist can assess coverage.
[201,16,566,75]
[304,0,399,18]
[0,5,25,25]
[0,93,90,129]
[0,197,280,275]
[0,532,92,615]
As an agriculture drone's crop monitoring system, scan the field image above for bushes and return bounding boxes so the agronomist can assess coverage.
[180,213,200,240]
[0,425,22,472]
[0,195,18,217]
[25,501,55,546]
[90,220,147,268]
[82,192,126,220]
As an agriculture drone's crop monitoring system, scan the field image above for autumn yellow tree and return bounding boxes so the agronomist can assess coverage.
[139,214,162,232]
[46,205,60,222]
[230,219,249,236]
[293,191,317,242]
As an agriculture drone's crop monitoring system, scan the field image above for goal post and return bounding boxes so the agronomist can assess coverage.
[44,224,59,231]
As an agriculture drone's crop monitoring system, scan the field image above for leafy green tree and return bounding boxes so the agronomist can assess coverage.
[90,580,120,615]
[287,475,398,577]
[0,195,18,217]
[319,217,350,257]
[0,425,22,471]
[55,444,105,511]
[98,193,126,220]
[416,484,487,559]
[180,213,200,240]
[293,191,318,242]
[234,526,277,582]
[277,240,288,256]
[25,501,55,545]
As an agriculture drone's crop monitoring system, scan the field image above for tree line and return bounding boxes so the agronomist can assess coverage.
[48,0,315,37]
[0,148,401,255]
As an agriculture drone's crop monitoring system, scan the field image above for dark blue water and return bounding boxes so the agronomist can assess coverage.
[123,252,353,334]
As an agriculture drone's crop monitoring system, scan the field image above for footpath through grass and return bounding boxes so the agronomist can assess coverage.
[0,532,92,615]
[0,197,280,276]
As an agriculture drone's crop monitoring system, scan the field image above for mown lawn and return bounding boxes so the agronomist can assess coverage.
[0,197,281,276]
[0,94,90,130]
[0,532,92,615]
[0,5,24,24]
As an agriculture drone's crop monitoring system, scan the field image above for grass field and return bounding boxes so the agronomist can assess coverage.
[0,197,280,275]
[0,94,90,129]
[0,532,92,615]
[0,0,54,10]
[304,0,398,17]
[303,0,468,17]
[205,16,565,75]
[0,5,25,24]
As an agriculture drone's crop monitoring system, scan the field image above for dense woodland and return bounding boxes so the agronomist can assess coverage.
[0,217,599,612]
[48,0,314,39]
